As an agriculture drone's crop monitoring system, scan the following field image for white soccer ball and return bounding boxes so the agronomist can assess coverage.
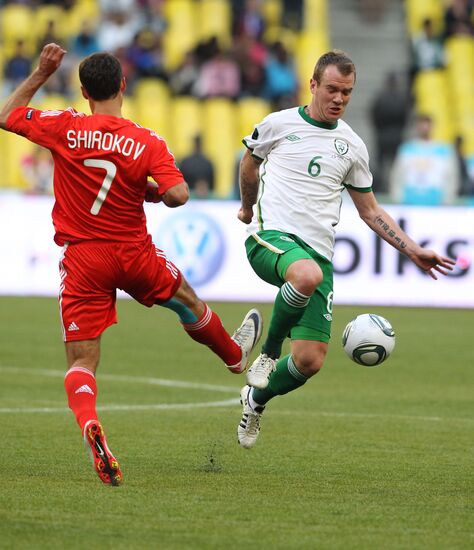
[342,313,395,366]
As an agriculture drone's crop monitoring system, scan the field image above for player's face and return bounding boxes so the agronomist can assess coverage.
[309,65,354,124]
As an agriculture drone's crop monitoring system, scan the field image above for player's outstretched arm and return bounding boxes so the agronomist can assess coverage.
[0,43,66,129]
[348,188,456,280]
[238,149,261,224]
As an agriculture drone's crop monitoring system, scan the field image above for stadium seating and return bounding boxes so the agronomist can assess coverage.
[236,97,272,149]
[168,96,203,160]
[197,0,232,48]
[405,0,444,35]
[202,98,236,197]
[162,0,197,71]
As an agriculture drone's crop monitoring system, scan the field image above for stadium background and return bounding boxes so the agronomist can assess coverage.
[0,3,473,549]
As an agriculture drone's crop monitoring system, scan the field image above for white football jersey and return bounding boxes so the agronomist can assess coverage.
[243,106,373,260]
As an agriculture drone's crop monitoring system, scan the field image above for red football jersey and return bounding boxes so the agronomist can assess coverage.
[6,106,184,245]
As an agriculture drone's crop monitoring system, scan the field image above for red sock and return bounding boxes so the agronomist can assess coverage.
[64,366,98,432]
[183,305,241,366]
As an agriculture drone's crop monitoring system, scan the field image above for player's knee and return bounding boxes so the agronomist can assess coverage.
[292,346,327,377]
[286,261,323,295]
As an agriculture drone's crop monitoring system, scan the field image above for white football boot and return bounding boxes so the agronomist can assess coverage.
[246,353,277,389]
[226,309,263,374]
[237,385,265,449]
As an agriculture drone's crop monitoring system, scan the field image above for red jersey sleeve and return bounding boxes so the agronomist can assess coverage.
[147,132,184,195]
[6,106,80,149]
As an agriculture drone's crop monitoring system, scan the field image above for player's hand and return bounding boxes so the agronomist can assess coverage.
[411,249,456,280]
[238,206,253,224]
[144,180,162,203]
[37,43,67,78]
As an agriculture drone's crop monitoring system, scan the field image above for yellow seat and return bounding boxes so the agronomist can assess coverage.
[162,0,197,71]
[1,5,36,57]
[66,0,100,37]
[3,132,36,190]
[198,0,231,48]
[168,97,202,160]
[295,32,330,103]
[133,79,171,136]
[236,97,272,149]
[303,0,329,34]
[405,0,444,36]
[35,5,68,43]
[414,69,454,141]
[202,98,236,197]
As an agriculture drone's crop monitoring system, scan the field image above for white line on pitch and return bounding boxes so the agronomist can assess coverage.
[0,398,240,414]
[0,366,237,393]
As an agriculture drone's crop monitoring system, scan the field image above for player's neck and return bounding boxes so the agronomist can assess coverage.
[90,99,122,118]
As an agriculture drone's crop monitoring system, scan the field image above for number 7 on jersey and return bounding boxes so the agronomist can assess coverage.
[84,159,117,215]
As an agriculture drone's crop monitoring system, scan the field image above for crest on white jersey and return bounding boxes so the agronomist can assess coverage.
[334,138,349,155]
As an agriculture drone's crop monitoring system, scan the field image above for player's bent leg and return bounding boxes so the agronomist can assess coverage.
[238,343,327,449]
[162,277,262,373]
[64,338,122,486]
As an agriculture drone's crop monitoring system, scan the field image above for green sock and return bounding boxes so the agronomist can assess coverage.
[252,355,308,405]
[262,282,311,358]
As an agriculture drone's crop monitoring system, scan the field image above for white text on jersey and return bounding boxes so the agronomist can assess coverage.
[66,130,146,160]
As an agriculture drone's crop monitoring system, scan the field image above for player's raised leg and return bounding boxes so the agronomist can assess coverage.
[161,276,262,373]
[64,338,122,486]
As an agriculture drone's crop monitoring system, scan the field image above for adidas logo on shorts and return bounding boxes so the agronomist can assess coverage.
[68,322,80,331]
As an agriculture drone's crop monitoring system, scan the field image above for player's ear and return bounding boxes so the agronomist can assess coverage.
[81,86,89,100]
[309,78,317,93]
[120,78,127,93]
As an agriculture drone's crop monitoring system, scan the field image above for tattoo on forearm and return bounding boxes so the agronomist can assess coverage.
[374,216,407,249]
[240,173,259,209]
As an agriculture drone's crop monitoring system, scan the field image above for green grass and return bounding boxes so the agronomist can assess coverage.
[0,297,472,549]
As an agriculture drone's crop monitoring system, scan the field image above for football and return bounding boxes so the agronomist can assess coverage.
[342,313,396,366]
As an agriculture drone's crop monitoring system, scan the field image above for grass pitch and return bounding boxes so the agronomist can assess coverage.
[0,297,472,549]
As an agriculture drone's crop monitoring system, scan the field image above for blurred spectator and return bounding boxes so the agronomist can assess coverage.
[179,134,215,199]
[234,35,267,97]
[99,0,135,14]
[3,40,32,95]
[127,28,168,81]
[70,20,100,59]
[195,48,241,99]
[282,0,303,30]
[21,145,54,195]
[455,135,474,196]
[97,10,139,53]
[37,19,62,53]
[137,0,167,36]
[232,0,265,40]
[264,41,298,109]
[369,71,410,192]
[410,17,445,78]
[443,0,474,39]
[170,50,200,96]
[194,36,220,66]
[389,114,460,205]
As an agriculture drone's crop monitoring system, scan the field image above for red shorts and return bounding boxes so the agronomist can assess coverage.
[58,235,182,342]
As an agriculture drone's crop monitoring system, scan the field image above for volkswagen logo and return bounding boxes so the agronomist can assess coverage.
[155,210,225,286]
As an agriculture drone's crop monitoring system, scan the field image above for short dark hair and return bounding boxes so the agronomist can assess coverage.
[313,50,356,84]
[79,53,123,101]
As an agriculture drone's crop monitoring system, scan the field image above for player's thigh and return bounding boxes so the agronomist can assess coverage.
[60,243,118,342]
[123,239,182,307]
[245,231,313,287]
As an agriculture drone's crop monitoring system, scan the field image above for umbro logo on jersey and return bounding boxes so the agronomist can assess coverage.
[286,134,301,141]
[68,322,80,331]
[75,384,94,395]
[280,236,295,242]
[323,313,333,321]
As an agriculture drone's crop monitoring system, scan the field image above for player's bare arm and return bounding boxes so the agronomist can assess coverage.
[144,180,189,207]
[348,188,456,280]
[238,149,262,224]
[0,43,66,129]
